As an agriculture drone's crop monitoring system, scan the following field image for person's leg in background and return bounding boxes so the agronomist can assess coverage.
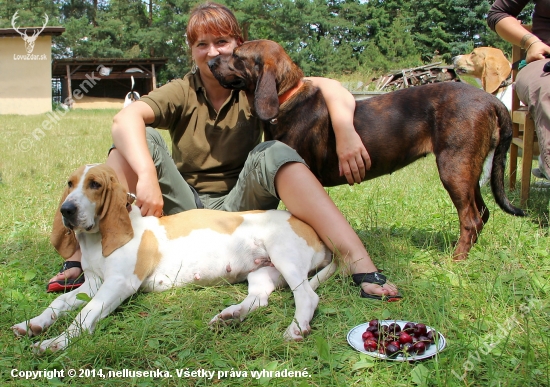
[515,58,550,180]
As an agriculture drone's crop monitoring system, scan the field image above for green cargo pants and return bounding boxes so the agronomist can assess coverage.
[145,127,307,214]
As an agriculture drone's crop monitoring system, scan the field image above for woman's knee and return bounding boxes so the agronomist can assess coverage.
[145,127,172,166]
[145,127,167,154]
[251,140,306,176]
[516,59,550,104]
[105,149,135,192]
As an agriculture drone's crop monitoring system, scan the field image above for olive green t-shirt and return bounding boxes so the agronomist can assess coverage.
[140,72,264,194]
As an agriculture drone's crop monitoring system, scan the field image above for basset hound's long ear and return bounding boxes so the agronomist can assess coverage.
[254,62,279,121]
[98,169,133,257]
[50,186,78,259]
[483,51,511,94]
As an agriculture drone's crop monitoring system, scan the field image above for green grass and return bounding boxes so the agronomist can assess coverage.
[1,110,549,387]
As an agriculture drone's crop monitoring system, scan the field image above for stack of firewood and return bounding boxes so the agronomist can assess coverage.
[374,63,460,92]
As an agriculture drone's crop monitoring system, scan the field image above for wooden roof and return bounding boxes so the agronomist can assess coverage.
[0,27,65,37]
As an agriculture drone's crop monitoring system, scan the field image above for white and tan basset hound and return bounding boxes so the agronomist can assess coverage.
[453,47,514,111]
[12,164,336,352]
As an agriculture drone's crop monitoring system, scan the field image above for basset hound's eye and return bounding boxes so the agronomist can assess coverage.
[67,181,73,188]
[89,180,101,190]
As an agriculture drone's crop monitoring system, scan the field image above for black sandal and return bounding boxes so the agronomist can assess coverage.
[46,261,85,293]
[352,272,402,302]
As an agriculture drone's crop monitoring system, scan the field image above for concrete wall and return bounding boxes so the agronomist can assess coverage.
[0,35,52,115]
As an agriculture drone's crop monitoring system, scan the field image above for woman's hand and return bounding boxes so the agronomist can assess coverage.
[135,173,164,217]
[111,101,164,217]
[306,76,370,185]
[336,127,371,184]
[526,40,550,63]
[494,17,550,64]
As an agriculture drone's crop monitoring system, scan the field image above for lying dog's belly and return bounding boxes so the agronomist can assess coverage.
[140,229,271,292]
[128,209,328,293]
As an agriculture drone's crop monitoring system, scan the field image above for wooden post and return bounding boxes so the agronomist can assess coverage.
[66,64,73,108]
[151,63,157,90]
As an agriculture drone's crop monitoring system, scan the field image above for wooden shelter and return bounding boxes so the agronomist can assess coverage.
[51,58,167,109]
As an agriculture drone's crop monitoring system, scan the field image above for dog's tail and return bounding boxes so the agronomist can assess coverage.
[123,76,140,108]
[490,102,526,216]
[309,261,337,291]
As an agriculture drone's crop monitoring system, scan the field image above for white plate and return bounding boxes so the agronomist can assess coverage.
[347,320,446,361]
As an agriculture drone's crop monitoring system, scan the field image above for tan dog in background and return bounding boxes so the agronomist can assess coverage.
[453,47,513,110]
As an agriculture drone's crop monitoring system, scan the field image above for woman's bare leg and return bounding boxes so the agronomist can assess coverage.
[275,162,398,297]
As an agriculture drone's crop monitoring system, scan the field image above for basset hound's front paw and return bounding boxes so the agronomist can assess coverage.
[12,321,44,337]
[32,335,69,354]
[283,321,311,342]
[209,304,243,326]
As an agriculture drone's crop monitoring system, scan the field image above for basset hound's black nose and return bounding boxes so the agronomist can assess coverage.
[60,201,77,219]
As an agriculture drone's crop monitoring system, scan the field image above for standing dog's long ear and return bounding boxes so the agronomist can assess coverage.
[483,52,511,94]
[50,186,78,259]
[254,62,279,121]
[98,172,134,257]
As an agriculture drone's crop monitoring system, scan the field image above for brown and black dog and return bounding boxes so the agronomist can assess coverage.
[208,39,525,259]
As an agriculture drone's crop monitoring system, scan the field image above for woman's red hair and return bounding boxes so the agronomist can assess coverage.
[187,2,244,46]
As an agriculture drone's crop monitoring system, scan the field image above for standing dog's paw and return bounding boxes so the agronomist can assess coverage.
[12,321,44,337]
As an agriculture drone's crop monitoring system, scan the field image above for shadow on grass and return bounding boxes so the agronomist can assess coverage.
[504,182,549,228]
[525,187,550,228]
[359,226,455,257]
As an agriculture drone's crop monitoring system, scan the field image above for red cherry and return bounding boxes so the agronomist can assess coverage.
[385,344,400,357]
[376,325,389,341]
[398,332,413,344]
[363,339,378,352]
[368,319,379,327]
[414,323,428,337]
[402,342,414,354]
[376,329,390,341]
[403,322,416,332]
[366,325,378,334]
[362,331,374,341]
[387,323,402,334]
[413,341,426,355]
[417,335,431,350]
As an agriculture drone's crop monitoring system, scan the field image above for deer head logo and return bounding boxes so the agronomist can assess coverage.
[11,11,49,54]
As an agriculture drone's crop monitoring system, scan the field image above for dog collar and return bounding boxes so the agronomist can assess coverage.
[278,80,304,105]
[126,193,136,212]
[498,74,512,89]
